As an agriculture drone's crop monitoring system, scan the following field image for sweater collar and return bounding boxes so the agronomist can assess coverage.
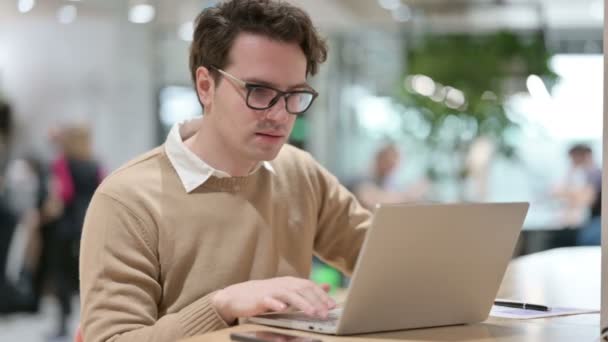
[164,118,275,193]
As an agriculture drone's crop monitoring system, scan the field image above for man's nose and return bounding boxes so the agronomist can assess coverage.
[264,96,290,123]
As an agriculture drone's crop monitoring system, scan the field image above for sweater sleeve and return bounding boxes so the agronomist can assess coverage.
[309,157,372,276]
[79,192,228,342]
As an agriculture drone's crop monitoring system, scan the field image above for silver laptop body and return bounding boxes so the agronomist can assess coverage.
[247,202,529,335]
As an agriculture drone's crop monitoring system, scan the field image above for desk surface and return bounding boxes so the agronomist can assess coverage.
[181,247,601,342]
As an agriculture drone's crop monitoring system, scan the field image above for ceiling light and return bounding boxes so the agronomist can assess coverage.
[179,21,194,42]
[445,87,466,109]
[57,4,77,24]
[17,0,35,13]
[526,74,551,101]
[129,4,155,24]
[378,0,401,11]
[430,84,447,102]
[411,75,436,97]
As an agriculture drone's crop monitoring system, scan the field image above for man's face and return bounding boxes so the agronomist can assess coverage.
[377,147,400,176]
[569,152,588,167]
[205,33,308,163]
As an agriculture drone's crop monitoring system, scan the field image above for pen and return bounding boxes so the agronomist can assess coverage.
[494,300,549,311]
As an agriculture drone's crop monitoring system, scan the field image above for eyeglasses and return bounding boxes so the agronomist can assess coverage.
[210,67,318,115]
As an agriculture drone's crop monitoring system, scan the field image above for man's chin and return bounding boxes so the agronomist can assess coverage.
[249,144,284,162]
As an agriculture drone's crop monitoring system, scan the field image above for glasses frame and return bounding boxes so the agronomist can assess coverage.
[209,66,318,115]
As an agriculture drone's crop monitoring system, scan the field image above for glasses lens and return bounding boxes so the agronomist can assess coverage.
[286,92,314,114]
[247,86,279,109]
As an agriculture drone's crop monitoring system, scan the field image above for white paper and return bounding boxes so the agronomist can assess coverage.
[489,305,599,319]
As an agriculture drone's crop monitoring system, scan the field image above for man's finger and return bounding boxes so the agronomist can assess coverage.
[297,287,329,318]
[274,290,316,316]
[310,284,336,309]
[263,296,288,312]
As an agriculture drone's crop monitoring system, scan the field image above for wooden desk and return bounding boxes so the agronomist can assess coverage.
[182,247,600,341]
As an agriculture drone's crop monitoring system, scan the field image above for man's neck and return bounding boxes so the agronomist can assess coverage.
[184,117,256,177]
[585,161,598,170]
[373,170,388,184]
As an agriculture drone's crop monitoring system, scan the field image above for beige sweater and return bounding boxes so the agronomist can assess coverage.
[79,144,371,342]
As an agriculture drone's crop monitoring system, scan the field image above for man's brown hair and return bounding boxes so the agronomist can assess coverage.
[189,0,328,85]
[569,143,592,157]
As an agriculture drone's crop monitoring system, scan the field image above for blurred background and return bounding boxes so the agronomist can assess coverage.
[0,0,603,341]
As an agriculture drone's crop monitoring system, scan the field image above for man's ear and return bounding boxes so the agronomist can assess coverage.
[195,66,215,109]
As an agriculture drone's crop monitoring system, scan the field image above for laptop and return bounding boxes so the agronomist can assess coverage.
[247,202,529,335]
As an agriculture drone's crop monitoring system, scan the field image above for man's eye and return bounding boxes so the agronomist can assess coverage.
[250,87,276,98]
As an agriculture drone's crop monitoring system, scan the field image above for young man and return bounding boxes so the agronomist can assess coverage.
[79,1,372,341]
[562,144,601,245]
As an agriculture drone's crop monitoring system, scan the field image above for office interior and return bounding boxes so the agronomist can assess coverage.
[0,0,603,341]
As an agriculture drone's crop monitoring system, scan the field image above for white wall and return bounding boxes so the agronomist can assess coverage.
[0,15,156,171]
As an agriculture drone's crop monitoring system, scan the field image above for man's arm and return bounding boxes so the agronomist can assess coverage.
[79,192,228,342]
[309,159,372,275]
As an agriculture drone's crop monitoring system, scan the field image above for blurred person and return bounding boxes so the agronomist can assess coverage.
[0,103,60,319]
[0,103,43,316]
[352,142,430,210]
[3,157,47,302]
[0,101,12,173]
[463,137,495,201]
[0,101,20,314]
[551,144,601,246]
[1,126,69,317]
[4,153,66,318]
[79,1,371,341]
[50,124,104,339]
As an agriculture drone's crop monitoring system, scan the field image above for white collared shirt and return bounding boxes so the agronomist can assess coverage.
[164,118,275,192]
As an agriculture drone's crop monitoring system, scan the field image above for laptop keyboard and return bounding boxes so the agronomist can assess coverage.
[272,308,342,326]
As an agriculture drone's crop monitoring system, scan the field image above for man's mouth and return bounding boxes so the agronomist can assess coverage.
[255,132,284,138]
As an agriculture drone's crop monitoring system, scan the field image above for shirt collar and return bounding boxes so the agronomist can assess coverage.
[164,118,275,193]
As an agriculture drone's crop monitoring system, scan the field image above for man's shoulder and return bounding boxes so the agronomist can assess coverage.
[97,146,169,199]
[274,144,316,167]
[271,144,338,184]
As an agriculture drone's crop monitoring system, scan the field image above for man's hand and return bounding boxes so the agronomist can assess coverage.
[211,277,336,324]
